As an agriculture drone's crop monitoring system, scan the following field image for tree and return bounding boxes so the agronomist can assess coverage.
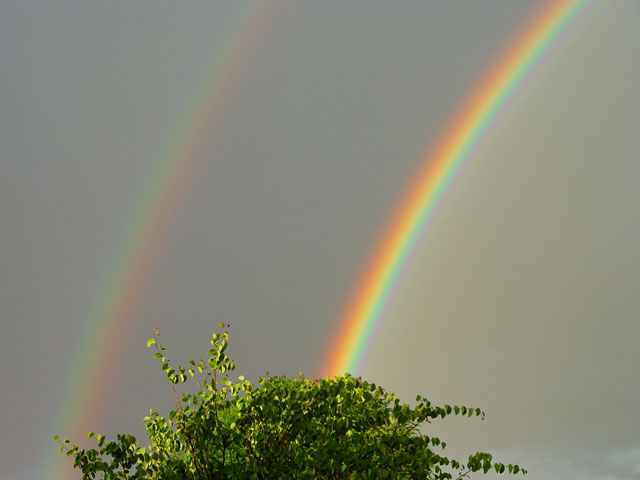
[56,325,526,479]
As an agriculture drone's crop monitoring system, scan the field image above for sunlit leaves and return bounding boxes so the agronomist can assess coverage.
[56,326,527,479]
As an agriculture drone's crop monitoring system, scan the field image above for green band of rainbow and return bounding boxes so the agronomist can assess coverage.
[320,0,592,378]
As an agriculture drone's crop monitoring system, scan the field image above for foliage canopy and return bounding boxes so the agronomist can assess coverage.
[56,325,526,479]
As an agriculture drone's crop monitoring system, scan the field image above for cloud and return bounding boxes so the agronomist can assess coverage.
[480,446,640,480]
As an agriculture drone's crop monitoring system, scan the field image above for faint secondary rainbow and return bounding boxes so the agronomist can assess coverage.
[320,0,593,378]
[48,2,280,479]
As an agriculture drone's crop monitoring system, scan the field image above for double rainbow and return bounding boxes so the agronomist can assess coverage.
[49,0,593,477]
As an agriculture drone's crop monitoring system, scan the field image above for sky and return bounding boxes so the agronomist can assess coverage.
[1,1,639,479]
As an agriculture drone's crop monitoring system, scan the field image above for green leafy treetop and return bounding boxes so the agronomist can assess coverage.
[56,325,526,479]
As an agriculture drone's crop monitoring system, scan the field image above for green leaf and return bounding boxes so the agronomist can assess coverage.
[146,338,156,347]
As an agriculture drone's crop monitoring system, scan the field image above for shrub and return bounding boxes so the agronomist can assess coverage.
[56,325,526,479]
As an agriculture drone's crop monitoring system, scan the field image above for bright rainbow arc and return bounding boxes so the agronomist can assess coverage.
[48,2,278,479]
[320,0,592,378]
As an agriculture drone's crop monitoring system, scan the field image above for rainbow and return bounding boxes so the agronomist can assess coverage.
[320,0,593,378]
[47,2,279,479]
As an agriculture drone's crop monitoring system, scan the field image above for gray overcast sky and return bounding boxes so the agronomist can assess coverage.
[1,1,639,479]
